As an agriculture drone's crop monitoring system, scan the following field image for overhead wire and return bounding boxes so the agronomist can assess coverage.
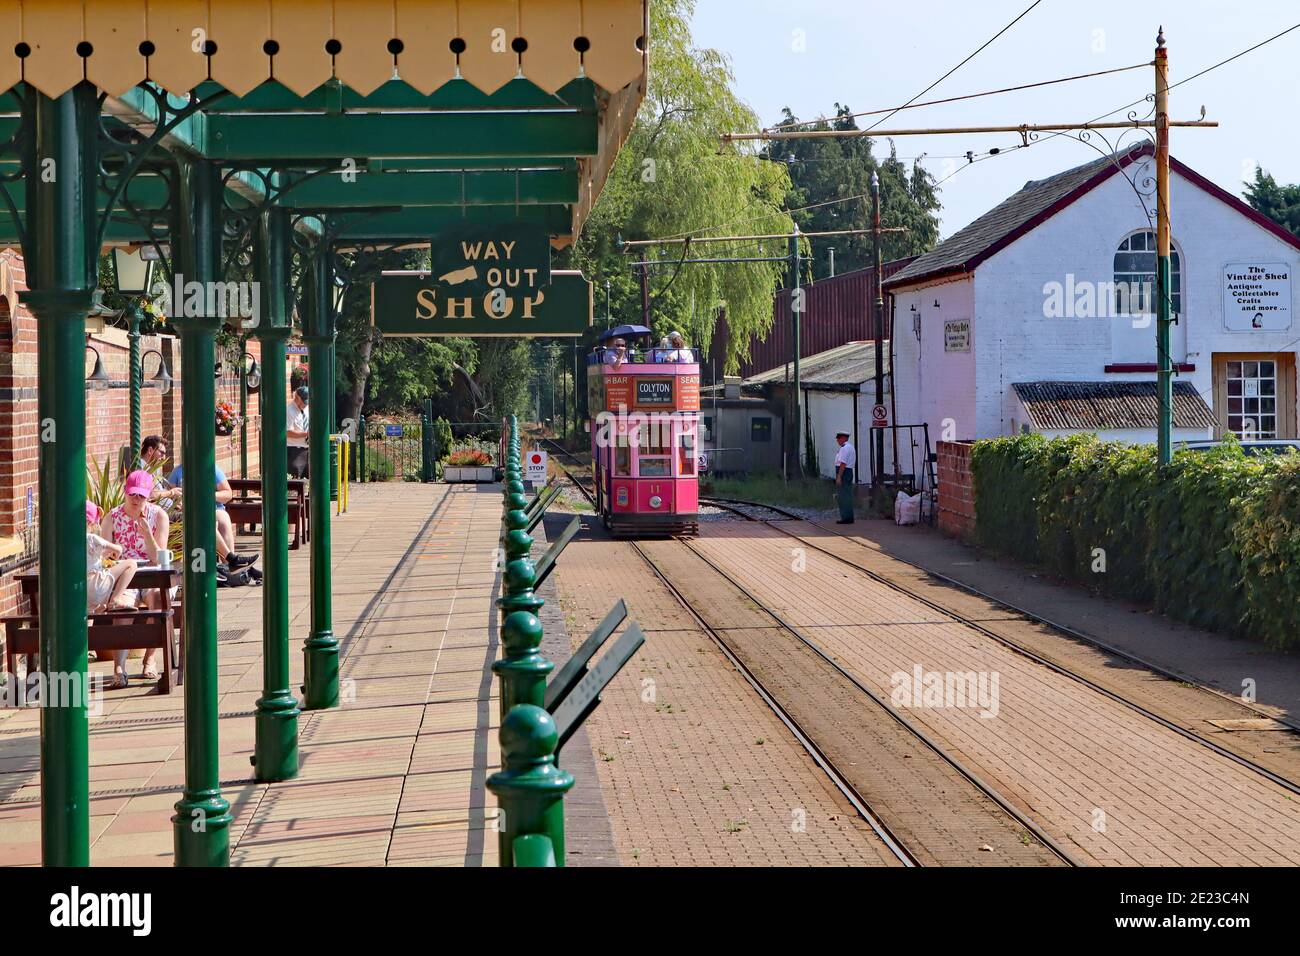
[658,15,1300,247]
[767,61,1150,132]
[862,0,1047,133]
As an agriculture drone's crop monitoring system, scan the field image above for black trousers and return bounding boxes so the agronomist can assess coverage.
[288,445,309,478]
[837,467,855,521]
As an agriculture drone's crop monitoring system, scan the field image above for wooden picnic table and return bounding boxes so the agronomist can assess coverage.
[4,567,183,693]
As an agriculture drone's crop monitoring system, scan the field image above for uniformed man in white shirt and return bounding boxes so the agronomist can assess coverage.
[833,430,856,524]
[287,386,310,478]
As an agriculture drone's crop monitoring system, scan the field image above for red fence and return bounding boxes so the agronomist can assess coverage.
[706,257,916,379]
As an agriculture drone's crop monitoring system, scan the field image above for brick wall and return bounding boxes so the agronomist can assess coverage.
[936,439,976,541]
[0,249,270,631]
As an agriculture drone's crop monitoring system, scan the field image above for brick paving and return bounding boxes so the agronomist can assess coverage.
[691,520,1300,866]
[549,514,900,866]
[0,482,509,866]
[798,516,1300,782]
[636,537,1064,866]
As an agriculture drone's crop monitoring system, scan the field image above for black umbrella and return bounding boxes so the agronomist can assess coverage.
[597,324,652,343]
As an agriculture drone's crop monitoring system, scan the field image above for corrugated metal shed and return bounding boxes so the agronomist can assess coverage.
[1012,381,1217,430]
[745,340,889,391]
[707,258,915,378]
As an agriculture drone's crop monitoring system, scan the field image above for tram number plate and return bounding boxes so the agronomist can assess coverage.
[636,378,674,406]
[552,624,646,751]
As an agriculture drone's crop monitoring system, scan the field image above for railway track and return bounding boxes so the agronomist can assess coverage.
[545,452,1074,866]
[699,495,1300,798]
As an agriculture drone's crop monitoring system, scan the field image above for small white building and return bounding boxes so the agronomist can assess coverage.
[744,341,926,485]
[886,144,1300,443]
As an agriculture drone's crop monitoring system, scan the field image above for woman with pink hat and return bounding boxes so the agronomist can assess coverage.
[98,470,172,687]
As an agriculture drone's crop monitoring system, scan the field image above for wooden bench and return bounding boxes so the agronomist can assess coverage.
[4,609,176,694]
[4,567,182,694]
[228,478,308,546]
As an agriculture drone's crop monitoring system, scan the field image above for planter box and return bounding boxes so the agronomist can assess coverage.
[443,465,495,483]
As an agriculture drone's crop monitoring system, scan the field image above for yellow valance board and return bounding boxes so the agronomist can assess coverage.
[1,0,645,98]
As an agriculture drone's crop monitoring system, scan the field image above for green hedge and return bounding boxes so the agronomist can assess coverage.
[970,434,1299,648]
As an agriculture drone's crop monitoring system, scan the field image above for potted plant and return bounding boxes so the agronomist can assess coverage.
[443,446,495,483]
[215,399,241,437]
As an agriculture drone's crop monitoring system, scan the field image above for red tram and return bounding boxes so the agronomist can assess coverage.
[586,325,700,537]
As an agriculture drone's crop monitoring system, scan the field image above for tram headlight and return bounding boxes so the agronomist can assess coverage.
[649,495,662,509]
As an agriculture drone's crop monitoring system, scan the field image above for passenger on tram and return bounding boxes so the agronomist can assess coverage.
[595,337,629,366]
[660,330,692,363]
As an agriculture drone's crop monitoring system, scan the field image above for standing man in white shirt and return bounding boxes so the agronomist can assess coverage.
[833,430,856,524]
[287,386,310,478]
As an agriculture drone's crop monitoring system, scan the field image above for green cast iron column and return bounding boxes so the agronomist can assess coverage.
[169,156,233,866]
[20,84,99,866]
[252,208,300,780]
[129,306,143,461]
[302,241,338,709]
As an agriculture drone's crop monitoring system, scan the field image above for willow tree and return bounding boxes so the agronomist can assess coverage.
[566,0,795,374]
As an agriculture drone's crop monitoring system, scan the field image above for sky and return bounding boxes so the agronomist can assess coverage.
[689,0,1300,239]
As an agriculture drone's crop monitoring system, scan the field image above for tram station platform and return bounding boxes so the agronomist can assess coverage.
[0,483,519,866]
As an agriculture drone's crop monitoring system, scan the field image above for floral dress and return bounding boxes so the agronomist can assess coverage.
[108,503,163,562]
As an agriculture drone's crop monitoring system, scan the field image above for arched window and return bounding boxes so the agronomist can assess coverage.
[1114,230,1181,318]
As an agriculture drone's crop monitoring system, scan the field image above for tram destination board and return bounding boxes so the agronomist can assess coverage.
[371,270,593,337]
[599,373,701,411]
[637,377,674,405]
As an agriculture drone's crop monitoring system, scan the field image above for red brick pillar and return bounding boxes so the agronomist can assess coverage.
[936,440,976,541]
[0,251,38,621]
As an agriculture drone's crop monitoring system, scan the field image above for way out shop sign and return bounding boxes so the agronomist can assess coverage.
[372,270,593,336]
[370,225,592,336]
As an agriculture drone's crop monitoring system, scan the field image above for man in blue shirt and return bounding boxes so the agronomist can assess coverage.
[167,463,258,571]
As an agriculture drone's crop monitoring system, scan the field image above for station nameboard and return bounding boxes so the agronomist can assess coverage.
[371,269,593,337]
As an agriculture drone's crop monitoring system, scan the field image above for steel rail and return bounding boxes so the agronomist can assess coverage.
[674,526,1081,867]
[550,456,919,867]
[702,495,1300,799]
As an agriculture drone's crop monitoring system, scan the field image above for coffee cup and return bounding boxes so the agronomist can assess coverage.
[157,549,173,570]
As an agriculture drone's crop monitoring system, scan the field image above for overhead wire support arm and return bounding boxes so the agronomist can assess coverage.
[721,118,1217,146]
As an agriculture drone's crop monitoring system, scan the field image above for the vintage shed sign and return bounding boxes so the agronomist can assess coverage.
[1223,262,1292,331]
[944,318,971,352]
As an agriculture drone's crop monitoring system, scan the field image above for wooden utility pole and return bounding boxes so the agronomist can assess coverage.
[1155,28,1174,464]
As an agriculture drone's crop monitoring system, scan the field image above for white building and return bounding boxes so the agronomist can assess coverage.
[886,144,1300,443]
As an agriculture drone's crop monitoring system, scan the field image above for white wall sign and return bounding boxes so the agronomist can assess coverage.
[944,318,971,352]
[1223,262,1292,331]
[525,450,548,485]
